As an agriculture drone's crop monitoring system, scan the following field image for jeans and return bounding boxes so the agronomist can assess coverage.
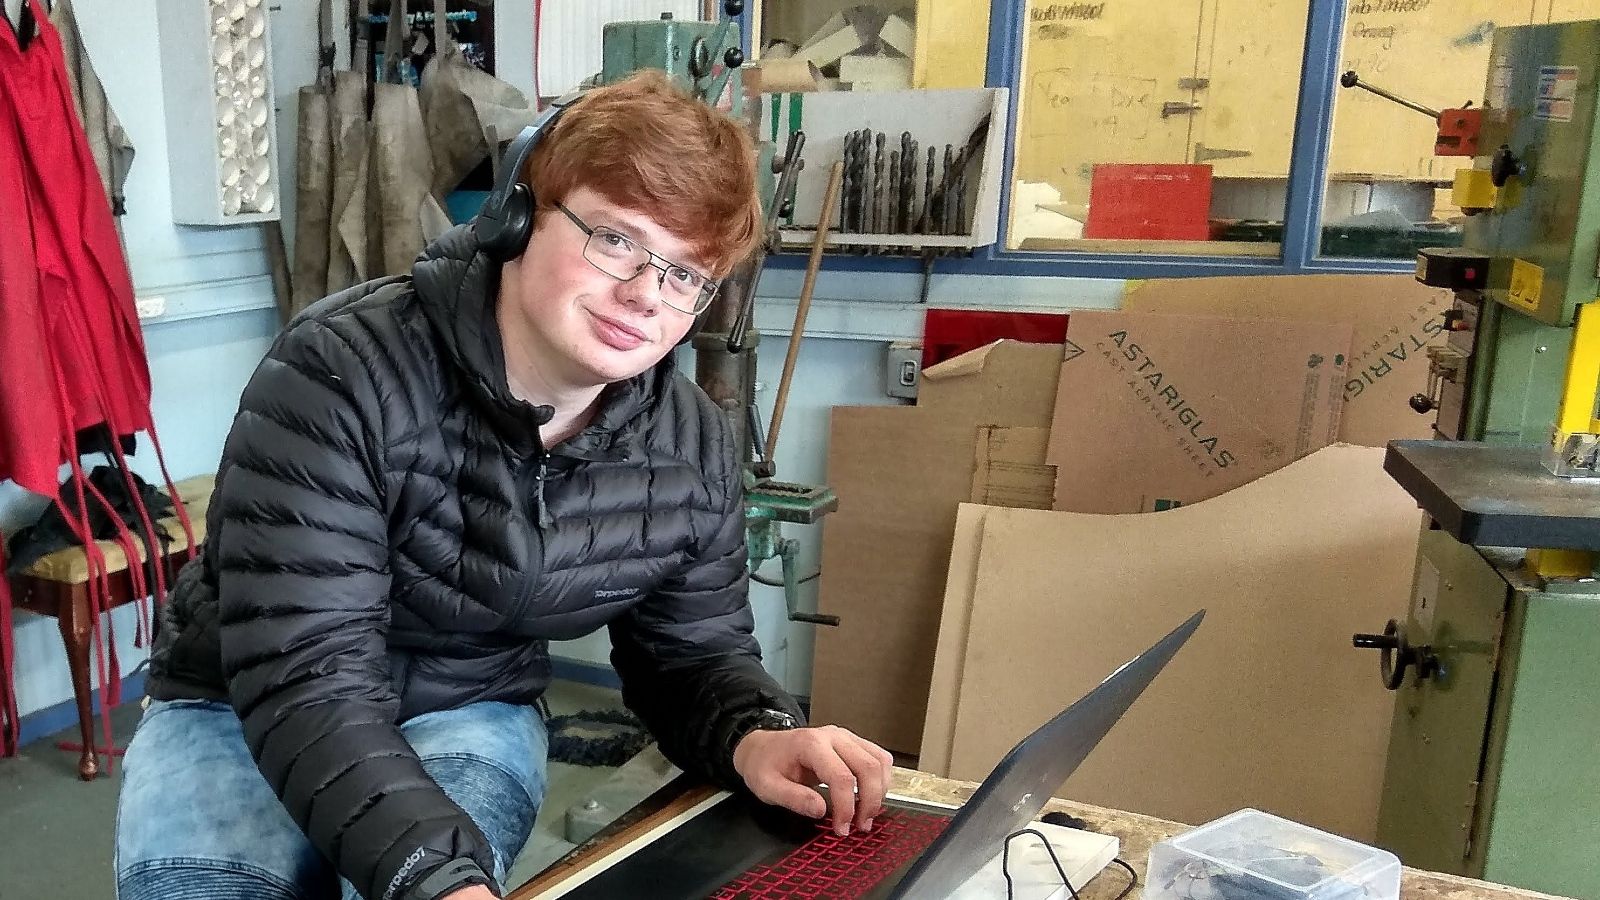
[115,698,547,900]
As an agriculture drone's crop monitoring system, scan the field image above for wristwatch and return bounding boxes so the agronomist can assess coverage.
[723,706,800,758]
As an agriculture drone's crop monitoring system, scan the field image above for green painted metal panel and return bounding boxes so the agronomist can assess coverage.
[1480,585,1600,898]
[1375,528,1510,876]
[1474,309,1574,444]
[1478,22,1600,326]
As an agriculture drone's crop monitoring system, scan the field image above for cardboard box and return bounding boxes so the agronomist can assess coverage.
[1049,311,1351,514]
[809,342,1063,754]
[923,445,1416,841]
[1122,275,1452,447]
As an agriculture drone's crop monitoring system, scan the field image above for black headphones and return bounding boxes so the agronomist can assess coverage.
[474,92,584,262]
[474,90,706,347]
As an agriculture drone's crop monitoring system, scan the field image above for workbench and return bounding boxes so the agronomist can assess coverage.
[514,768,1571,900]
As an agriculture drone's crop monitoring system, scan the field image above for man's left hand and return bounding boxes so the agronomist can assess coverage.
[732,725,896,836]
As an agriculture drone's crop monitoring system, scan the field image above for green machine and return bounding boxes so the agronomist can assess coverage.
[599,4,839,626]
[1354,20,1600,899]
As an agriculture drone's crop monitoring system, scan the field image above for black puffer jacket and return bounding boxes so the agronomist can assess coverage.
[145,225,801,900]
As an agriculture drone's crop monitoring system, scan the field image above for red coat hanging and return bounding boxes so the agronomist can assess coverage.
[0,0,192,762]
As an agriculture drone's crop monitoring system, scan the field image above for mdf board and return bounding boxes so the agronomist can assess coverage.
[918,503,994,776]
[1190,0,1308,178]
[1201,1,1600,181]
[943,445,1416,841]
[1012,0,1600,197]
[810,343,1064,754]
[914,0,990,89]
[1547,0,1600,20]
[810,406,958,754]
[1013,0,1203,207]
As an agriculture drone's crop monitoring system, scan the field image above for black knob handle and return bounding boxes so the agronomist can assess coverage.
[1352,631,1400,650]
[1490,144,1524,187]
[1353,619,1437,690]
[724,47,745,69]
[1409,393,1436,414]
[789,611,841,627]
[1340,70,1360,89]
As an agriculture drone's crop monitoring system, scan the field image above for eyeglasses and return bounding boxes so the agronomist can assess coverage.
[555,203,719,315]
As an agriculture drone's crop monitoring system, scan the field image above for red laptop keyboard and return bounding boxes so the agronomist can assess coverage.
[709,808,951,899]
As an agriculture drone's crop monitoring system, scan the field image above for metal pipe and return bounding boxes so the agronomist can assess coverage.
[1340,71,1440,121]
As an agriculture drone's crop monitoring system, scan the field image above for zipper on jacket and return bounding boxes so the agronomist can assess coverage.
[533,451,553,529]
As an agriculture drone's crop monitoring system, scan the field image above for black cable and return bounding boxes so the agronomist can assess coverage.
[1110,858,1139,900]
[1002,828,1081,900]
[999,833,1139,900]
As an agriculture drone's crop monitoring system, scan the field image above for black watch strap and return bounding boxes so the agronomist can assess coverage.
[406,858,496,900]
[726,707,799,752]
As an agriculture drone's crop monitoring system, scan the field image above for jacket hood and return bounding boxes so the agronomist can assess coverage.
[410,224,674,460]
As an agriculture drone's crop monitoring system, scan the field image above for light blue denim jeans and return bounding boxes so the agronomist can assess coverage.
[115,698,547,900]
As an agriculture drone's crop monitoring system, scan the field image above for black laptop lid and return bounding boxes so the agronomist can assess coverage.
[887,610,1205,899]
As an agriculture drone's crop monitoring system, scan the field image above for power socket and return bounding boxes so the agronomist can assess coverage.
[885,342,921,400]
[135,295,167,319]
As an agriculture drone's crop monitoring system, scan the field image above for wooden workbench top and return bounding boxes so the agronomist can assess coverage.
[513,767,1572,900]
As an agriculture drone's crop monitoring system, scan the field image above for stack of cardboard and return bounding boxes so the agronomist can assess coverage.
[808,274,1452,840]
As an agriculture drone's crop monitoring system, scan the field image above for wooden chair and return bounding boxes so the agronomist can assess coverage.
[5,474,213,780]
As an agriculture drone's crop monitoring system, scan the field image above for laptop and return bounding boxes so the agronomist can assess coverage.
[550,610,1205,900]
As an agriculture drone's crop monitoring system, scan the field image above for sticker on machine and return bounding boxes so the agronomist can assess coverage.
[1535,66,1578,122]
[1414,560,1439,633]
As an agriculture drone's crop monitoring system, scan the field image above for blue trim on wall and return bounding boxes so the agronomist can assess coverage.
[758,0,1421,282]
[551,657,623,691]
[17,670,147,750]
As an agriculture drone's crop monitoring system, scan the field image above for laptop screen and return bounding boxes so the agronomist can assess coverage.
[547,611,1204,900]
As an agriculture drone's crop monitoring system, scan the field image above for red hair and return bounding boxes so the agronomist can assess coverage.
[523,70,763,277]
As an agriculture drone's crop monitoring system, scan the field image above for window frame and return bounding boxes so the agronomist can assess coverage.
[752,0,1418,280]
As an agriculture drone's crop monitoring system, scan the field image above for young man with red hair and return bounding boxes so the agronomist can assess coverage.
[115,71,892,900]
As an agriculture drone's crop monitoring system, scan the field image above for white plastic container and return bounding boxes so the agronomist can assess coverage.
[1146,809,1401,900]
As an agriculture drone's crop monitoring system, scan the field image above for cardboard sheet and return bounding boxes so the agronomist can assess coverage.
[1122,274,1452,447]
[918,503,994,777]
[1048,311,1351,514]
[971,426,1055,509]
[940,445,1416,841]
[810,342,1063,753]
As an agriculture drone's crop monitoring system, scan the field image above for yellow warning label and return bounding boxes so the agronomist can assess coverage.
[1507,259,1545,313]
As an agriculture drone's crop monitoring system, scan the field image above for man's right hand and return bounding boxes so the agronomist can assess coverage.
[442,886,498,900]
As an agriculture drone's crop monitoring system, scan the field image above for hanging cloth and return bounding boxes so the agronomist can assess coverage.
[0,0,195,763]
[417,0,535,197]
[48,0,134,218]
[289,0,336,316]
[325,64,373,292]
[368,0,451,279]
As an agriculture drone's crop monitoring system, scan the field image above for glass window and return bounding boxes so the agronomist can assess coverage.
[1320,0,1600,260]
[1007,1,1309,256]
